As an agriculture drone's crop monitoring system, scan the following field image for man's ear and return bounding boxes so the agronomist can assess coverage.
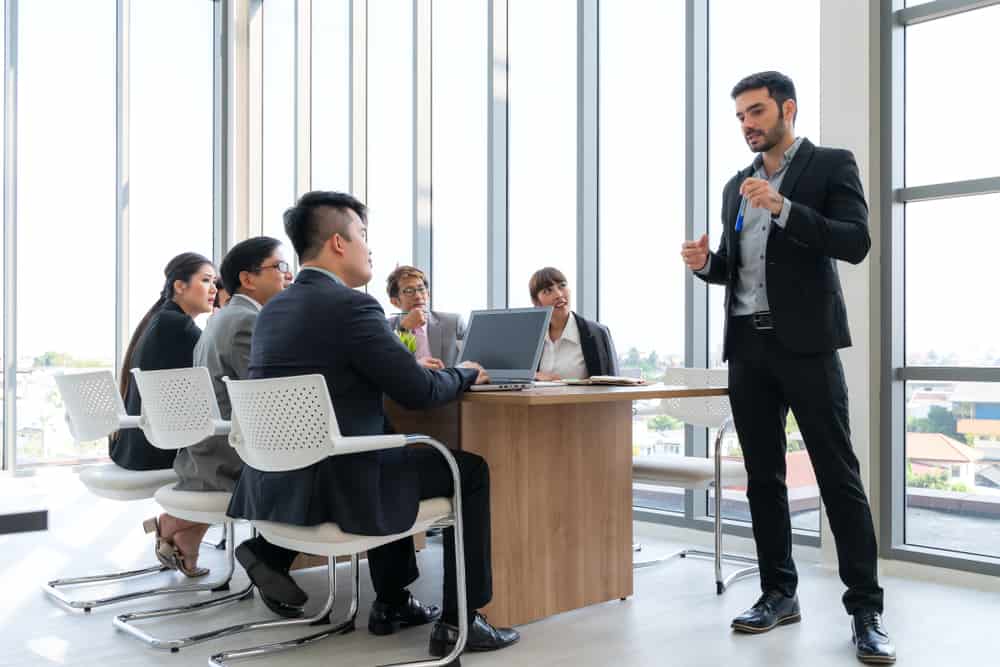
[783,98,797,125]
[390,296,402,309]
[328,233,345,256]
[239,269,254,291]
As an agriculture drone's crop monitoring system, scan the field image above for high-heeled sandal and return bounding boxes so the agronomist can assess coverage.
[143,517,210,578]
[143,516,177,572]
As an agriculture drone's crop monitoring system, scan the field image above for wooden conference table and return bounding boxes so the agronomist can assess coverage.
[385,383,728,627]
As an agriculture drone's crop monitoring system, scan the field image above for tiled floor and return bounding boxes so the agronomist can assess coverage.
[2,469,999,666]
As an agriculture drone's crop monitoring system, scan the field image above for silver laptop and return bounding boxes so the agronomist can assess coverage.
[460,307,553,392]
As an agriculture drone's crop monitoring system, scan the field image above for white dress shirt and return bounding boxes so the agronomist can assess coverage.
[538,313,588,380]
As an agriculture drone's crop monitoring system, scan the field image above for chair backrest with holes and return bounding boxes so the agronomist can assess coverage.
[224,374,341,472]
[54,370,128,442]
[658,367,731,430]
[131,367,222,450]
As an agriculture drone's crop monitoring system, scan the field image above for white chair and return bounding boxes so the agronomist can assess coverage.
[633,368,758,594]
[207,374,468,667]
[113,367,254,652]
[43,370,178,612]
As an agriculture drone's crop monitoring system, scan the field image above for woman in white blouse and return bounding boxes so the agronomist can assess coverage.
[529,267,619,381]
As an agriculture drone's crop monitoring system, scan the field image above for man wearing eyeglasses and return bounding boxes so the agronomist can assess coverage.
[386,266,467,369]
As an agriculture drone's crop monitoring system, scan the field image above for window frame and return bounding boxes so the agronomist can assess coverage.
[880,0,1000,574]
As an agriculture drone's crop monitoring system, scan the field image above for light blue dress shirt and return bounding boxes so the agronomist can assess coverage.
[698,136,804,316]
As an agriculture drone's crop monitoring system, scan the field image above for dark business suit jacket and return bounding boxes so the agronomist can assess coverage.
[696,138,870,361]
[109,301,201,470]
[226,269,479,536]
[573,313,620,377]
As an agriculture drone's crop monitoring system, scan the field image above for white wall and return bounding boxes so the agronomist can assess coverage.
[820,0,873,568]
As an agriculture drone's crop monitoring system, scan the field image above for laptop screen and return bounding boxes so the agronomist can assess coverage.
[459,307,553,381]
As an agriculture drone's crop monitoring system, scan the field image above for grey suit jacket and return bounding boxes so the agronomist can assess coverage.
[387,310,467,367]
[173,294,258,491]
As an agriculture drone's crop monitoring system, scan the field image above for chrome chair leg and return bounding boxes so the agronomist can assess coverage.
[112,523,265,651]
[44,522,238,613]
[207,555,355,666]
[208,437,469,667]
[634,419,759,595]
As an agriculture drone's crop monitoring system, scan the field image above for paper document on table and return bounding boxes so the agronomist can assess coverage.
[562,376,648,386]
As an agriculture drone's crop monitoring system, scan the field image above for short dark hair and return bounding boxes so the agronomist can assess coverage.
[529,267,568,304]
[386,265,429,299]
[731,71,797,123]
[219,236,282,295]
[283,191,367,263]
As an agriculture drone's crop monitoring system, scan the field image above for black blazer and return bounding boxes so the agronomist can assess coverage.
[226,269,479,536]
[697,138,870,361]
[109,301,201,470]
[573,313,620,377]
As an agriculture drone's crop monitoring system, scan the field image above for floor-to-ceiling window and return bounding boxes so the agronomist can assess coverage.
[261,0,296,255]
[366,0,413,313]
[15,0,117,465]
[430,0,488,319]
[599,0,687,513]
[887,0,1000,567]
[507,0,577,309]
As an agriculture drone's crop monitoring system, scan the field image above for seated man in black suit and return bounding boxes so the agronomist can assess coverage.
[226,191,519,658]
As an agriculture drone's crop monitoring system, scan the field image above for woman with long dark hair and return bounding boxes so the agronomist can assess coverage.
[110,251,217,576]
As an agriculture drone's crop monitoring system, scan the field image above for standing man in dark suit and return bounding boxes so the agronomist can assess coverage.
[226,191,519,659]
[680,71,894,664]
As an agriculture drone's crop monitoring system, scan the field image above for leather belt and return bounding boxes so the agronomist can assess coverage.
[750,311,774,330]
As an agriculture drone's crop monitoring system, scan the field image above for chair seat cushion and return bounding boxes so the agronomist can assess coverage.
[154,485,233,524]
[79,464,178,501]
[254,497,453,557]
[632,457,747,489]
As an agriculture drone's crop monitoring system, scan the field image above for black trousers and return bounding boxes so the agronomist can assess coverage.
[246,448,492,620]
[727,316,883,614]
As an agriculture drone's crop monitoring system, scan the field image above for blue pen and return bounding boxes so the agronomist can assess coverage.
[734,196,748,233]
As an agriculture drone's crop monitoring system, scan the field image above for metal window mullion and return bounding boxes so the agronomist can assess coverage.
[2,0,17,472]
[685,0,709,520]
[576,0,597,321]
[896,366,1000,382]
[213,0,230,264]
[897,176,1000,203]
[227,0,254,243]
[414,0,431,279]
[246,0,263,238]
[115,0,128,380]
[882,0,908,554]
[349,0,367,202]
[486,0,508,309]
[292,0,312,273]
[896,0,1000,26]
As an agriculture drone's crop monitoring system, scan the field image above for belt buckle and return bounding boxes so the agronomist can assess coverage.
[752,312,774,330]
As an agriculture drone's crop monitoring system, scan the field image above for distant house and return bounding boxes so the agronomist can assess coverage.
[952,383,1000,438]
[907,382,955,419]
[906,432,983,488]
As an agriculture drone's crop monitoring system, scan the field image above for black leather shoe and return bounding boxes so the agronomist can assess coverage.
[852,610,896,664]
[236,542,307,618]
[428,612,520,657]
[368,593,441,635]
[731,591,801,633]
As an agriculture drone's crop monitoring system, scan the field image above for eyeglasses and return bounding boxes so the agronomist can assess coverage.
[400,285,428,297]
[258,261,290,274]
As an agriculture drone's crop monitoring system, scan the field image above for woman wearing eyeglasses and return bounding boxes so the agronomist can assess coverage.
[386,265,467,368]
[111,251,217,576]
